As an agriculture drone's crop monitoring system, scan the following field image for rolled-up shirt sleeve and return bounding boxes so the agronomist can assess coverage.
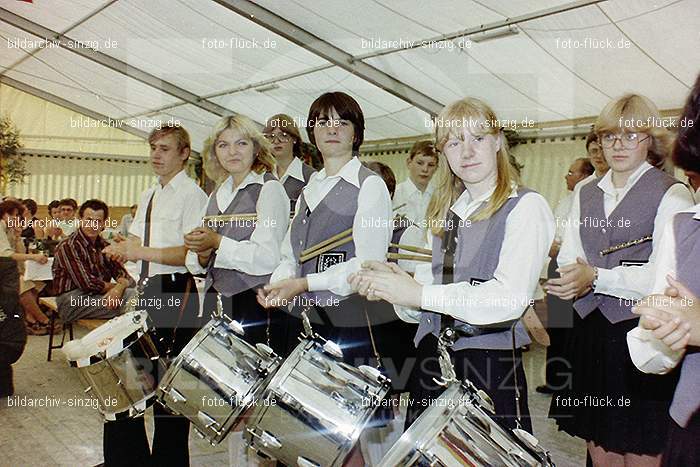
[421,192,554,325]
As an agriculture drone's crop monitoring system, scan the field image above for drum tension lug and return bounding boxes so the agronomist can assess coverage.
[297,456,321,467]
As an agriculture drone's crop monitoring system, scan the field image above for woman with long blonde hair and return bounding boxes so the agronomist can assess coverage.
[546,94,694,466]
[351,97,554,431]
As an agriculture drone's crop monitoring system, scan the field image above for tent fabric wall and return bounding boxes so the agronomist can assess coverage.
[362,137,587,208]
[7,153,153,206]
[0,84,150,157]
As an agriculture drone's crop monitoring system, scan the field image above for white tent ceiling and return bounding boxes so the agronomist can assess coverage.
[1,0,698,151]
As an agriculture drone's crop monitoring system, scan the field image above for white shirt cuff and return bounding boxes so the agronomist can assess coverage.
[594,267,617,294]
[421,284,446,313]
[213,236,239,270]
[306,272,327,293]
[185,250,206,275]
[626,326,684,374]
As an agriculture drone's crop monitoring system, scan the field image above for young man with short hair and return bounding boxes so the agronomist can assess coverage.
[103,124,207,466]
[392,140,438,227]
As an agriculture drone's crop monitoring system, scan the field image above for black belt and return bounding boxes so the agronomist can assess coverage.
[442,320,518,345]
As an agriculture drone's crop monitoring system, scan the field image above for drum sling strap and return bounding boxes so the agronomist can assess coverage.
[438,211,524,429]
[164,277,192,359]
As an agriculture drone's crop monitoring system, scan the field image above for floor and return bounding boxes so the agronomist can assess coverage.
[1,317,586,466]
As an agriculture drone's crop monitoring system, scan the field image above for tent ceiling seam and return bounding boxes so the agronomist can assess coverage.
[212,0,444,115]
[0,8,262,123]
[595,4,690,90]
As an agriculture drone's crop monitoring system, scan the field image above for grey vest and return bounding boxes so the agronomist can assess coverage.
[414,188,533,351]
[575,168,679,323]
[290,165,375,307]
[669,212,700,427]
[204,173,276,297]
[284,161,316,213]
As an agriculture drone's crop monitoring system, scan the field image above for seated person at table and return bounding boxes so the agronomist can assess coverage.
[52,199,135,324]
[1,199,54,335]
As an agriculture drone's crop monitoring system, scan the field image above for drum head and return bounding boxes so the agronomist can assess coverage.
[63,310,149,363]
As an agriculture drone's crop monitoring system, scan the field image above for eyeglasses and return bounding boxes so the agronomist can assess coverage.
[600,132,650,150]
[263,132,291,143]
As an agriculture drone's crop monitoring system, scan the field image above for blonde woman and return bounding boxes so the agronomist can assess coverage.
[351,97,554,432]
[185,114,289,352]
[545,94,694,466]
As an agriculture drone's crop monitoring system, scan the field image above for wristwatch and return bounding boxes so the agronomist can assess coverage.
[591,266,599,289]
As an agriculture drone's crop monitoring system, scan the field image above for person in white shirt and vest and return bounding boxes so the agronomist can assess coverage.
[627,74,700,467]
[262,114,316,214]
[350,97,555,433]
[258,92,393,466]
[545,94,695,467]
[184,114,289,354]
[103,124,208,467]
[392,141,438,228]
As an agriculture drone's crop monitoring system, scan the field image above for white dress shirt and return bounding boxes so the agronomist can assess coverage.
[393,178,434,228]
[274,156,305,185]
[627,205,700,374]
[130,169,208,279]
[270,156,393,296]
[558,162,694,300]
[396,185,554,326]
[186,171,289,276]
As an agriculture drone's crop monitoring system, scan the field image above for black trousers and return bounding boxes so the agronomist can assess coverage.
[544,259,574,390]
[405,334,532,433]
[103,272,200,467]
[0,258,26,397]
[203,287,287,356]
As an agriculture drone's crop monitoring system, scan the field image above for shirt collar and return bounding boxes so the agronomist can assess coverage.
[313,156,362,188]
[276,157,305,183]
[220,170,266,193]
[597,161,652,194]
[405,177,434,196]
[75,227,105,249]
[450,183,518,220]
[157,169,189,192]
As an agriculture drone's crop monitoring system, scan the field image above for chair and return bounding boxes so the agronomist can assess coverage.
[41,297,73,362]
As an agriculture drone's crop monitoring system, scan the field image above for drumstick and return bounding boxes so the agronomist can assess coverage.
[299,235,353,263]
[389,243,432,256]
[392,203,407,211]
[386,253,431,262]
[299,227,353,258]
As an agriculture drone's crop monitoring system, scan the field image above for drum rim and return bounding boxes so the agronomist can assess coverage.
[156,317,282,445]
[68,326,155,367]
[379,382,552,466]
[246,337,391,466]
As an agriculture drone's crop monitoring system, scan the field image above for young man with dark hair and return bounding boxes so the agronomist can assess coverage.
[102,123,207,466]
[52,199,135,324]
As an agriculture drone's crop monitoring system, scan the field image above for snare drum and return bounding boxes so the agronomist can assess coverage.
[63,310,163,420]
[378,381,554,466]
[157,316,281,445]
[245,336,391,467]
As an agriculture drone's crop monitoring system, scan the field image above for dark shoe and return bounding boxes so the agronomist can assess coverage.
[26,321,49,336]
[535,385,557,394]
